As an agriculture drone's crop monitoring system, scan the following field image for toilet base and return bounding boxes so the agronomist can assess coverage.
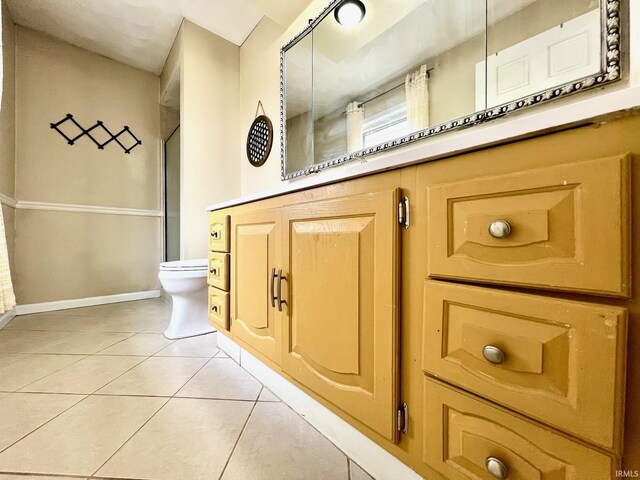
[163,293,216,340]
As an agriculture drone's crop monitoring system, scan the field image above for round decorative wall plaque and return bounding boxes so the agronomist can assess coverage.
[246,102,273,167]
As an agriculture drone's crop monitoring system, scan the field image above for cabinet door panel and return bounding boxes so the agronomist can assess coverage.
[282,189,400,441]
[231,208,280,364]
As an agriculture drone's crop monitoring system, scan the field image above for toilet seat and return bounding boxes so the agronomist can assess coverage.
[159,259,208,272]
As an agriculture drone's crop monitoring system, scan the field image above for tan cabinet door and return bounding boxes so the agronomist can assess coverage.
[423,378,615,479]
[422,280,627,452]
[231,208,281,364]
[281,188,401,442]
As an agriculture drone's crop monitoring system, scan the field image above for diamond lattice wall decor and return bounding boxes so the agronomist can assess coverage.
[50,114,142,154]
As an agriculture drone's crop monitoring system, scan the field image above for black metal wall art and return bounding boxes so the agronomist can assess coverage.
[50,114,142,154]
[246,101,273,167]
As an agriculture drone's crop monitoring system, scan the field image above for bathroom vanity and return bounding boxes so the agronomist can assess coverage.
[207,113,639,479]
[204,0,638,477]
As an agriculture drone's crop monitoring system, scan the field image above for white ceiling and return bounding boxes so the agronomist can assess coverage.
[5,0,310,75]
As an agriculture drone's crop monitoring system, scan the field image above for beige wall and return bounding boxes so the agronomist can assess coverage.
[240,17,286,195]
[15,210,161,304]
[14,27,162,304]
[16,27,160,209]
[180,20,240,259]
[0,0,15,198]
[0,0,15,284]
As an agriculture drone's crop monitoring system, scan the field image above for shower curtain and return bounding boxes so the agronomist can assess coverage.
[0,6,17,315]
[405,64,430,132]
[346,101,364,153]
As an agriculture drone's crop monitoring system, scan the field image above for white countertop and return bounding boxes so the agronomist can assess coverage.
[207,85,640,212]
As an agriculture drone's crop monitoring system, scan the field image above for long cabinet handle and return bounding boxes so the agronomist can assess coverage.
[270,268,277,308]
[277,269,287,312]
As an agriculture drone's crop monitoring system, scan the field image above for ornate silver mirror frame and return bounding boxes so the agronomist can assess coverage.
[280,0,623,180]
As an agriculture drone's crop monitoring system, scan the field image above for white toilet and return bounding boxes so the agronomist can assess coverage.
[158,259,216,340]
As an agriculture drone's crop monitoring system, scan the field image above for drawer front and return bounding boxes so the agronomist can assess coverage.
[426,155,631,297]
[424,378,615,480]
[422,280,627,451]
[208,252,230,291]
[208,287,230,331]
[209,213,231,252]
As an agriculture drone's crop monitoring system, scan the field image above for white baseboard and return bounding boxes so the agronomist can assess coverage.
[217,335,424,480]
[216,332,241,363]
[14,290,162,315]
[0,308,16,328]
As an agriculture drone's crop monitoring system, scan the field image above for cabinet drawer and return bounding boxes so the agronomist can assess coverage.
[422,280,627,451]
[424,378,615,480]
[208,287,229,331]
[208,252,230,291]
[422,281,627,451]
[426,155,631,297]
[209,213,230,252]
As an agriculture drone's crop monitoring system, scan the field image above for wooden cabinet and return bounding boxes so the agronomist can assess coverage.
[280,189,401,441]
[426,155,631,297]
[230,207,282,364]
[422,280,627,451]
[208,117,640,479]
[423,378,615,480]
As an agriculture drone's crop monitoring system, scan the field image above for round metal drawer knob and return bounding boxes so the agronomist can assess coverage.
[486,457,509,479]
[488,220,511,238]
[483,345,506,365]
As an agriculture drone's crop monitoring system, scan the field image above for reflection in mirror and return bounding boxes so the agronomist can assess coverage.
[311,0,487,165]
[285,32,314,174]
[281,0,618,179]
[483,0,601,109]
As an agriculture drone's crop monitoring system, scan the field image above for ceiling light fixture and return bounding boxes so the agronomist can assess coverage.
[334,0,366,27]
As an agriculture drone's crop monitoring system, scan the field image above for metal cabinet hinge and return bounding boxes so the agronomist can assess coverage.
[398,196,410,229]
[397,402,408,434]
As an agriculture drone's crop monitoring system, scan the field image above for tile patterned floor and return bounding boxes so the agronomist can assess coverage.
[0,299,374,480]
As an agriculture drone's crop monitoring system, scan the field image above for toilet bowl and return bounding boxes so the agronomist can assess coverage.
[158,259,216,340]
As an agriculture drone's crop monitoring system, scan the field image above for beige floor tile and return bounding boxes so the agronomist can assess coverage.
[35,331,134,354]
[19,356,146,394]
[0,354,85,391]
[221,402,348,480]
[0,393,85,451]
[142,320,170,334]
[154,332,218,357]
[51,299,171,318]
[350,460,375,480]
[176,358,262,400]
[100,314,168,333]
[0,330,65,353]
[0,353,28,367]
[5,314,108,332]
[257,388,280,402]
[97,398,253,480]
[97,357,208,396]
[96,333,174,356]
[0,475,84,479]
[7,313,166,334]
[0,395,166,476]
[214,349,229,358]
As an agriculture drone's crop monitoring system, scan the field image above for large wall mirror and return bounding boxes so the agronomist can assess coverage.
[281,0,622,179]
